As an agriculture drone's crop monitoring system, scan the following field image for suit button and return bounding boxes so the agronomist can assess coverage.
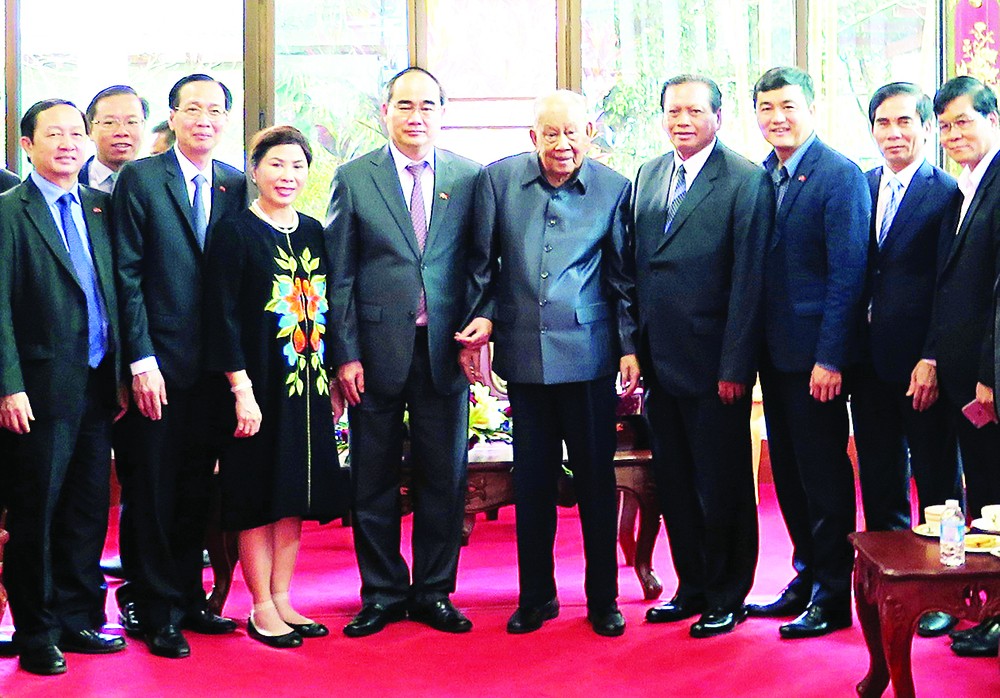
[541,271,549,279]
[544,245,553,252]
[421,263,427,270]
[408,311,415,317]
[539,300,547,306]
[548,219,557,227]
[541,326,547,333]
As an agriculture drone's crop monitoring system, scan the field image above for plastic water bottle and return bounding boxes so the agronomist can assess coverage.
[939,499,966,567]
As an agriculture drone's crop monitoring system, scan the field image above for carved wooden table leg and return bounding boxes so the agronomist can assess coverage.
[879,591,919,698]
[853,556,890,698]
[633,496,663,600]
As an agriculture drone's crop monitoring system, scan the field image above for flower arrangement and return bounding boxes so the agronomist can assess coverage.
[333,382,512,454]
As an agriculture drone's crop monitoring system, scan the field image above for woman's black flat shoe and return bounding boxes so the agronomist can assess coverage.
[287,621,329,638]
[247,619,303,648]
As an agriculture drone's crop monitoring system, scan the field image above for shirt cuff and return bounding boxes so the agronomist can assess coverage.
[130,356,159,376]
[816,362,840,373]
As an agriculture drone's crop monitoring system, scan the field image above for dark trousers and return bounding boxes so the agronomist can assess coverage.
[114,376,226,629]
[507,376,619,613]
[941,388,1000,518]
[758,360,856,608]
[4,366,113,651]
[849,362,961,531]
[644,368,758,611]
[348,328,469,607]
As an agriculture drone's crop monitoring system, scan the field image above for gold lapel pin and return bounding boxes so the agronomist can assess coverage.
[439,192,449,200]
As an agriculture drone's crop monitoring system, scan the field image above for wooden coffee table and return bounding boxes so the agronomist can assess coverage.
[851,530,1000,698]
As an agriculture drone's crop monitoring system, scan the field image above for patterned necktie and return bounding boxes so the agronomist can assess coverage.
[57,193,107,368]
[664,163,686,234]
[192,173,208,249]
[774,165,790,209]
[878,177,903,248]
[406,162,428,251]
[406,162,429,324]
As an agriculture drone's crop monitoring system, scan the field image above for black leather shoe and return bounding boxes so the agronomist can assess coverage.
[645,595,706,624]
[343,603,407,638]
[506,599,560,634]
[690,607,748,638]
[951,617,1000,657]
[144,625,190,659]
[119,602,143,638]
[100,555,125,580]
[587,607,626,637]
[409,599,473,633]
[58,629,126,654]
[247,619,303,649]
[950,616,1000,642]
[745,585,809,618]
[287,621,329,638]
[917,611,959,638]
[19,644,66,676]
[181,609,237,635]
[779,604,852,639]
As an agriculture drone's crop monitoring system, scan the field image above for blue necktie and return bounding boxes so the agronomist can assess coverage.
[878,177,902,248]
[664,163,686,234]
[57,193,107,368]
[774,166,790,209]
[192,173,208,249]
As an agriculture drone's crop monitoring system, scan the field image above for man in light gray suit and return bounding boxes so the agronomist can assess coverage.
[460,90,640,637]
[325,67,484,637]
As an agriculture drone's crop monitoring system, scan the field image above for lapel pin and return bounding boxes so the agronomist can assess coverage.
[219,185,227,193]
[797,175,807,182]
[92,207,102,214]
[439,192,449,200]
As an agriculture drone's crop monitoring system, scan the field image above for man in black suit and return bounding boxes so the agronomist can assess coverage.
[112,74,247,659]
[849,82,962,640]
[80,85,148,194]
[851,83,961,531]
[745,67,869,639]
[633,75,772,637]
[923,76,1000,658]
[0,99,125,675]
[325,67,482,637]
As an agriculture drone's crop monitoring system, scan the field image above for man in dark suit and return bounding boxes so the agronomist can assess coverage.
[850,82,962,640]
[460,90,640,637]
[112,74,247,659]
[923,76,1000,659]
[80,85,148,194]
[745,67,869,639]
[0,168,18,190]
[325,67,482,637]
[0,99,125,675]
[633,75,772,637]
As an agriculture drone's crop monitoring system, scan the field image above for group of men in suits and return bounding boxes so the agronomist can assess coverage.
[5,60,1000,677]
[0,73,247,676]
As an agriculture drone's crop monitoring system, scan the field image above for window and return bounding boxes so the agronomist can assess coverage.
[808,0,939,171]
[19,0,245,170]
[581,0,795,178]
[274,0,408,219]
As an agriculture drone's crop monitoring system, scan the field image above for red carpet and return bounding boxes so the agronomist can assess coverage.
[2,483,999,697]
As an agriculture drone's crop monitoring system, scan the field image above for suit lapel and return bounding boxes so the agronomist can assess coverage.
[369,147,420,258]
[162,150,201,251]
[425,151,452,253]
[867,167,881,247]
[80,187,115,315]
[653,145,721,256]
[207,162,243,248]
[21,179,81,288]
[879,162,930,258]
[944,154,1000,271]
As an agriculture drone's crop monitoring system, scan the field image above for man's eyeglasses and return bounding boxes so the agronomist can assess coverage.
[173,105,228,121]
[93,117,144,129]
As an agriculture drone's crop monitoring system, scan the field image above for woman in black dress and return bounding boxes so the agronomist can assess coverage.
[204,126,347,648]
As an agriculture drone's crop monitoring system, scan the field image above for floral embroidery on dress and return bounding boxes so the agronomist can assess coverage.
[265,245,329,396]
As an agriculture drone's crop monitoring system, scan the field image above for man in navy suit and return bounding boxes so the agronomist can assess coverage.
[925,76,1000,659]
[80,85,148,194]
[744,67,869,639]
[850,83,960,533]
[0,99,125,674]
[112,74,247,659]
[850,83,961,640]
[633,75,772,637]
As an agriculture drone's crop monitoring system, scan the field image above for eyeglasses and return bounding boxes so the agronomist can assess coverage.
[938,115,981,136]
[173,105,228,121]
[93,117,145,129]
